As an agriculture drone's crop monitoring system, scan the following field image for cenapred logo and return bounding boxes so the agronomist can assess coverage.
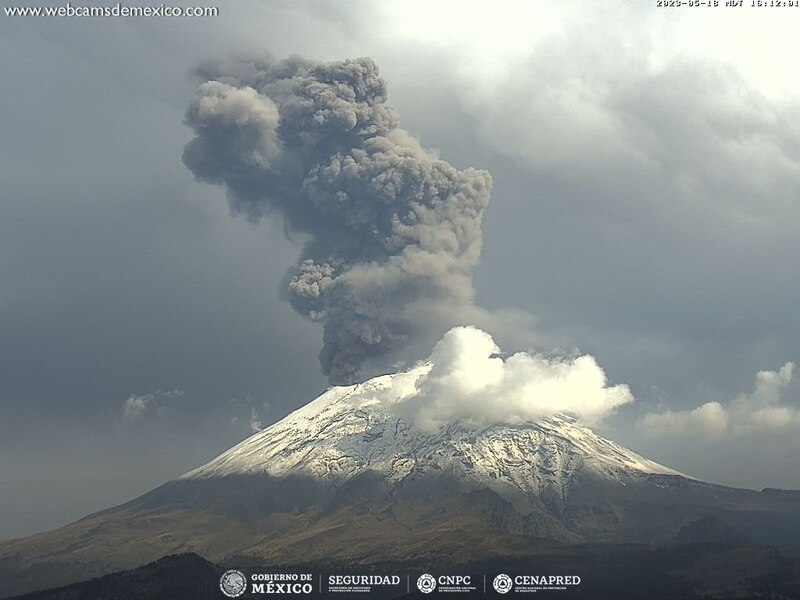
[493,573,513,594]
[220,569,247,598]
[417,573,437,594]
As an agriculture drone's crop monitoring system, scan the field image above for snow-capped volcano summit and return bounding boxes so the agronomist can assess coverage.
[183,364,682,501]
[3,330,800,598]
[184,325,668,500]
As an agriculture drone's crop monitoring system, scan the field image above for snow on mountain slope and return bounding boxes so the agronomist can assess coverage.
[182,364,685,498]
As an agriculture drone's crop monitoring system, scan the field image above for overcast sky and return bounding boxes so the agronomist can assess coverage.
[2,0,800,540]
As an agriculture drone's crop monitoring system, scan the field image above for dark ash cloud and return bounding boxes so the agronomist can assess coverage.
[183,55,492,384]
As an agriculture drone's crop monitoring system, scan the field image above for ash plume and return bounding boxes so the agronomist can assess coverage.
[183,55,492,383]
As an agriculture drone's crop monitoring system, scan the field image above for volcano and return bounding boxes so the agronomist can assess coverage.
[3,364,800,598]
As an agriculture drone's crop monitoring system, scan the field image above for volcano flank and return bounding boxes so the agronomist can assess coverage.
[3,329,800,598]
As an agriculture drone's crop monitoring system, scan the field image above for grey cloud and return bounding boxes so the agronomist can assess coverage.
[122,389,186,422]
[448,28,800,392]
[183,55,492,383]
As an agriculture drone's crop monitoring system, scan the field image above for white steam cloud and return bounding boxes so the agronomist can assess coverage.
[638,362,798,438]
[121,389,186,422]
[228,395,270,433]
[385,326,633,432]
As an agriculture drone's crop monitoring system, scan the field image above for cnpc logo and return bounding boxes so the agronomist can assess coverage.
[417,574,472,593]
[416,574,436,593]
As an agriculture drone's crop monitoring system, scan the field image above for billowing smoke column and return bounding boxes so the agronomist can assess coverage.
[183,56,492,384]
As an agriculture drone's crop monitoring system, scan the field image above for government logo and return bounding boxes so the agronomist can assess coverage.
[220,569,247,598]
[493,573,513,594]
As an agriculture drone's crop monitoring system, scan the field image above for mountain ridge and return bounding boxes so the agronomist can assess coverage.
[2,367,800,598]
